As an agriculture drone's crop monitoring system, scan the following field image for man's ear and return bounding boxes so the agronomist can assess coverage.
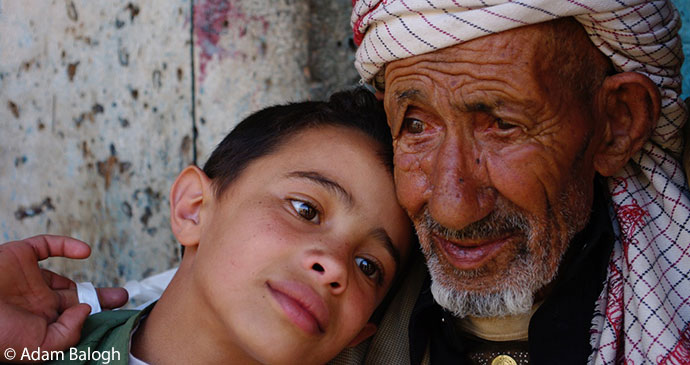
[594,72,660,176]
[169,166,213,247]
[347,323,377,348]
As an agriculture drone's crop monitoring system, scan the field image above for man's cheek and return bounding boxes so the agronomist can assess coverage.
[487,154,550,217]
[394,151,430,216]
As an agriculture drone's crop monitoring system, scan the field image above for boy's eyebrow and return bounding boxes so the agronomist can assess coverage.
[369,227,401,269]
[286,171,354,208]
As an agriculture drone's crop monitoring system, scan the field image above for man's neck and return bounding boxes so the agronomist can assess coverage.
[455,302,541,342]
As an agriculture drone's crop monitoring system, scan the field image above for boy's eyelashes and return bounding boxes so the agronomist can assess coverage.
[289,199,321,224]
[355,256,385,286]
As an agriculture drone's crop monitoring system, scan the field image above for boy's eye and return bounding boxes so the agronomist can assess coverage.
[402,118,425,134]
[355,257,382,284]
[289,200,320,223]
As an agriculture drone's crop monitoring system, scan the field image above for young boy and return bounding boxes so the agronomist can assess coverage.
[29,88,413,364]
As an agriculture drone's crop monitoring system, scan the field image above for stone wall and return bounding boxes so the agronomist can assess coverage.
[0,0,688,287]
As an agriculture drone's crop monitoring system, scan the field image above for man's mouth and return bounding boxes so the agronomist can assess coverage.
[267,280,330,336]
[432,233,513,271]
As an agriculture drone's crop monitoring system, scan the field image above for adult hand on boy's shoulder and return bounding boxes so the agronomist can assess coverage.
[0,235,127,363]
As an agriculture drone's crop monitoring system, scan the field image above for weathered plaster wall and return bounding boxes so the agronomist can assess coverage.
[0,1,195,285]
[193,0,358,162]
[0,0,688,287]
[193,0,310,161]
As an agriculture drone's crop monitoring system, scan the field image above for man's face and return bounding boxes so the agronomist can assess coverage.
[194,126,412,363]
[383,24,604,317]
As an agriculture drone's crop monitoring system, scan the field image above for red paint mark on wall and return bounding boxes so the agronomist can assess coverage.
[193,0,269,83]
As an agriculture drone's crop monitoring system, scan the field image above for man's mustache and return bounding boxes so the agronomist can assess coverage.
[420,205,530,242]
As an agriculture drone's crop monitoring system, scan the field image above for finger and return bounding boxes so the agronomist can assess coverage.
[40,303,91,352]
[41,269,77,290]
[23,235,91,261]
[96,288,129,309]
[55,288,82,312]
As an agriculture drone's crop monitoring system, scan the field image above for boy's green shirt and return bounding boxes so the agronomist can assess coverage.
[47,304,154,365]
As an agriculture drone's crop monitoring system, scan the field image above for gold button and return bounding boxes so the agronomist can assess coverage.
[491,354,517,365]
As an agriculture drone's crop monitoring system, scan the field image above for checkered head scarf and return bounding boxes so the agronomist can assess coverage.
[351,1,689,363]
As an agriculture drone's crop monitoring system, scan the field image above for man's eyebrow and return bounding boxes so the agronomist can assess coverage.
[463,100,503,113]
[395,89,421,105]
[369,227,401,269]
[285,171,354,208]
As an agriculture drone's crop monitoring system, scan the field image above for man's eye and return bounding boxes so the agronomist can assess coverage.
[495,118,517,130]
[402,118,425,134]
[355,257,382,284]
[289,200,320,223]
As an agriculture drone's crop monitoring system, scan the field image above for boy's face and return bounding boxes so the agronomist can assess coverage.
[192,126,412,364]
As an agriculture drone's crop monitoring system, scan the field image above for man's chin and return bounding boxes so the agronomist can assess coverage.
[430,275,535,318]
[424,248,547,318]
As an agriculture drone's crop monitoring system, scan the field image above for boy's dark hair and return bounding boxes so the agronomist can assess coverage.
[203,87,392,197]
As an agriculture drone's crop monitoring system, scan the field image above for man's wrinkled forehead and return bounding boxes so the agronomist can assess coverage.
[383,22,549,80]
[382,18,599,95]
[382,25,549,93]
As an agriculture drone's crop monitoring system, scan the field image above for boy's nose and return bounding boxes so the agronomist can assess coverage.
[306,254,347,295]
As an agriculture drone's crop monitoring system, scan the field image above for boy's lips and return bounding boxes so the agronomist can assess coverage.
[432,233,512,270]
[267,280,330,336]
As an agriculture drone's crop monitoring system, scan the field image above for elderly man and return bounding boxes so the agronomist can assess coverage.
[329,0,689,364]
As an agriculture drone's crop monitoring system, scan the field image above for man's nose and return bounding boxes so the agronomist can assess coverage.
[427,135,496,230]
[304,251,348,295]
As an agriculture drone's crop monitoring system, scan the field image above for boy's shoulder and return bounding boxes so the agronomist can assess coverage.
[46,303,155,365]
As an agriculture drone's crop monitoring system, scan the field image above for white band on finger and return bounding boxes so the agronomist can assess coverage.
[76,282,102,315]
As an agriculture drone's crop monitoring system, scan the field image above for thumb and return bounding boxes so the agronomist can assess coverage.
[96,287,129,309]
[41,303,91,351]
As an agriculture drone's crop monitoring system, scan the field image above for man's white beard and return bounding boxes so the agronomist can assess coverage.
[425,246,543,318]
[415,192,586,318]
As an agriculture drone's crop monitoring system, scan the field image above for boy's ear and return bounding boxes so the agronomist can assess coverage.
[593,71,660,176]
[347,323,377,348]
[169,166,213,247]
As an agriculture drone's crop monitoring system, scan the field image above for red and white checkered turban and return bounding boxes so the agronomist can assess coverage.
[351,1,690,364]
